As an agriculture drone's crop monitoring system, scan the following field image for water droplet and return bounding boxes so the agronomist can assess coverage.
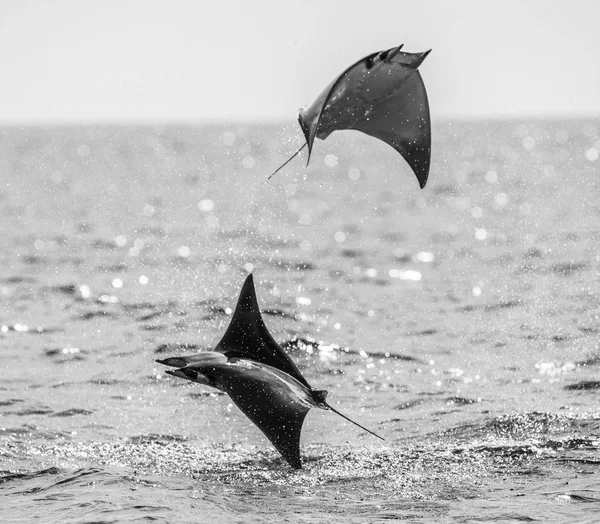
[298,214,312,225]
[348,168,360,180]
[475,228,488,240]
[77,144,90,158]
[415,252,434,263]
[197,199,215,212]
[177,246,191,258]
[485,170,498,184]
[388,269,422,281]
[324,154,338,167]
[495,193,508,206]
[522,137,535,151]
[519,203,531,215]
[222,132,236,146]
[585,148,598,162]
[365,268,378,278]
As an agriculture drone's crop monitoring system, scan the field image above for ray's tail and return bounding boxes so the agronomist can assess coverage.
[267,143,307,180]
[325,402,385,441]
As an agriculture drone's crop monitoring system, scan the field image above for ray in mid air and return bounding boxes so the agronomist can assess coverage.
[157,274,383,469]
[270,44,432,188]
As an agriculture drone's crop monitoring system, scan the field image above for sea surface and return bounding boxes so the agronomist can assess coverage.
[0,121,599,523]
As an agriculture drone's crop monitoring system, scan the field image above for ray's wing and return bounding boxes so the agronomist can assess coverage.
[224,369,310,469]
[347,69,430,188]
[165,357,314,469]
[297,45,431,188]
[214,274,312,389]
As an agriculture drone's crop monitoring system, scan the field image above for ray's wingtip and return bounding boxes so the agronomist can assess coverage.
[412,163,429,189]
[422,49,432,64]
[412,48,432,69]
[240,272,256,294]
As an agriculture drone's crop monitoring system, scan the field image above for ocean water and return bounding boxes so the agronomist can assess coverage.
[0,121,599,523]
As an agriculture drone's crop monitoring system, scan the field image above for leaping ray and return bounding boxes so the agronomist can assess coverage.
[270,44,432,188]
[157,274,383,469]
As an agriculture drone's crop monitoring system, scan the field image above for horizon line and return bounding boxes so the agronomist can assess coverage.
[0,113,598,128]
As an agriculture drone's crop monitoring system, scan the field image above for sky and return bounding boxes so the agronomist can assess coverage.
[0,0,599,123]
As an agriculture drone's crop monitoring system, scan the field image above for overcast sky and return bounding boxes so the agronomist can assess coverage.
[1,0,598,123]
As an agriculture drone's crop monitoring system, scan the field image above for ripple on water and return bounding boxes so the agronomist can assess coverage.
[267,259,317,271]
[51,408,93,418]
[1,415,597,523]
[577,353,600,367]
[279,335,423,364]
[44,347,87,361]
[75,310,117,321]
[0,398,24,407]
[551,261,589,277]
[564,381,600,391]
